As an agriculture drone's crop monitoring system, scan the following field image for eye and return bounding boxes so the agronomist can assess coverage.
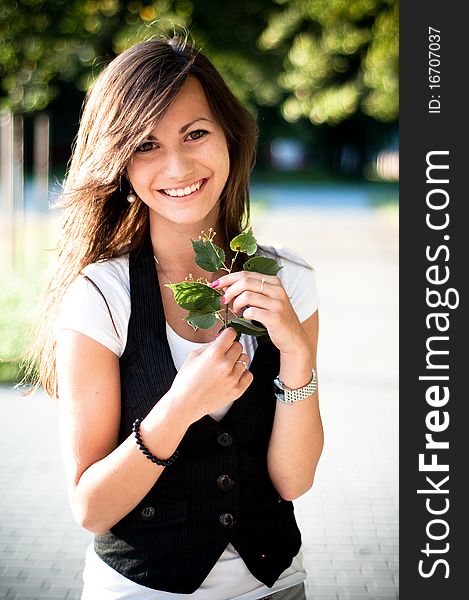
[187,129,208,141]
[135,140,158,153]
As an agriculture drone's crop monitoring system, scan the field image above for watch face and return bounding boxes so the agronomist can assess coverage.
[273,377,285,401]
[273,377,284,390]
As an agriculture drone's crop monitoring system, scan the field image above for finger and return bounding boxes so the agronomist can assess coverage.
[214,327,237,352]
[190,345,207,357]
[241,306,271,325]
[238,368,254,388]
[232,352,252,379]
[212,271,279,291]
[235,352,249,368]
[231,290,275,316]
[225,344,245,364]
[222,276,281,305]
[234,361,249,378]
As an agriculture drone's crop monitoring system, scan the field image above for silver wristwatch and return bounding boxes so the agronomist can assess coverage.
[273,369,317,404]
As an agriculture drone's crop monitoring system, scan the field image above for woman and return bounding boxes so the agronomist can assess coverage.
[32,35,323,599]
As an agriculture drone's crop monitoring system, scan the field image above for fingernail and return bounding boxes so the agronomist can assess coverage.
[211,280,219,288]
[221,295,226,304]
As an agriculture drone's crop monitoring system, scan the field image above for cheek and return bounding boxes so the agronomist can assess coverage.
[211,142,230,184]
[126,159,152,189]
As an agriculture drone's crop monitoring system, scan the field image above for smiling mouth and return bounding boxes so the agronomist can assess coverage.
[159,178,207,198]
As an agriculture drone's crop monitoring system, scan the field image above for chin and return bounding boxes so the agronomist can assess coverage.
[153,204,220,229]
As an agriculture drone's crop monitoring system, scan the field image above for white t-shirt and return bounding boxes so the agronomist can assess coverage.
[58,245,319,600]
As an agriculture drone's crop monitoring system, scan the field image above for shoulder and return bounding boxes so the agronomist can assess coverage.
[81,254,130,296]
[257,244,319,321]
[57,254,130,357]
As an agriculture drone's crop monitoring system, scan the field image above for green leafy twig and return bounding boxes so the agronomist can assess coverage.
[165,227,283,340]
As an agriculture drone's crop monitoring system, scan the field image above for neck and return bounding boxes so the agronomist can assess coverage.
[149,212,227,273]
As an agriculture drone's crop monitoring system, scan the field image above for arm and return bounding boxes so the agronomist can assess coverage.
[57,331,190,534]
[213,270,323,501]
[56,327,252,535]
[266,311,323,500]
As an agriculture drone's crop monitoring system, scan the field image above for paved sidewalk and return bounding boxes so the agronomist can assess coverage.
[254,205,398,600]
[0,203,398,599]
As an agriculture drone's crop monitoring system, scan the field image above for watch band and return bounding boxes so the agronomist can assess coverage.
[273,369,317,404]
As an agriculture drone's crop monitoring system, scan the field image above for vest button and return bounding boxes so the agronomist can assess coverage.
[219,512,236,528]
[217,432,233,447]
[140,506,156,521]
[217,475,235,491]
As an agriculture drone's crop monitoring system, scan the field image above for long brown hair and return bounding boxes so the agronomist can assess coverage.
[27,35,258,397]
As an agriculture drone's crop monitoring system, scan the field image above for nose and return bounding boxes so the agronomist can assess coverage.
[161,148,194,180]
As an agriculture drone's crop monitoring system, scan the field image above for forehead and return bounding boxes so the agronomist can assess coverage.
[154,76,214,129]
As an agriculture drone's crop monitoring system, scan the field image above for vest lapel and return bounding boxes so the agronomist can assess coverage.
[126,228,178,401]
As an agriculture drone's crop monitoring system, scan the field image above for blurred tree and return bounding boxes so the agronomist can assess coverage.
[2,0,398,123]
[0,0,398,178]
[258,0,398,125]
[0,0,187,113]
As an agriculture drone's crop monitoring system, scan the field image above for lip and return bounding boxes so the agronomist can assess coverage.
[158,178,209,200]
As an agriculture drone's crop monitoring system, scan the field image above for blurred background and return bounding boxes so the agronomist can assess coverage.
[0,1,398,598]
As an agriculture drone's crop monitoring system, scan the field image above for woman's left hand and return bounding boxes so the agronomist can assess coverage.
[212,272,308,356]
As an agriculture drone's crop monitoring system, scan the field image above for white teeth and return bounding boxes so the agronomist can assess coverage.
[163,179,204,197]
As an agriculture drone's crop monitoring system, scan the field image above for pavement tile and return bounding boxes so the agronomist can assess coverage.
[0,584,13,596]
[0,576,29,587]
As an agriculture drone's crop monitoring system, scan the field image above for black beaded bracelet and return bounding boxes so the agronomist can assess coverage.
[132,418,179,467]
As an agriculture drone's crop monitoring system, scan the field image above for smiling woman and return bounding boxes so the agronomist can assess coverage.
[27,34,322,600]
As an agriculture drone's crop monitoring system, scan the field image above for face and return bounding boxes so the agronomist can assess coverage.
[126,76,230,229]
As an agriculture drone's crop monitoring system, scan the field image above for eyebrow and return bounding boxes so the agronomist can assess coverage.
[146,118,214,140]
[179,117,213,134]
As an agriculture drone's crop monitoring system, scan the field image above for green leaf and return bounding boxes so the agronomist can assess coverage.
[227,318,267,337]
[243,256,283,276]
[184,311,218,330]
[191,239,225,272]
[230,228,257,256]
[165,282,222,311]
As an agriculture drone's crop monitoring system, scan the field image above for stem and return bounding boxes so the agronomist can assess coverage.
[224,250,239,326]
[206,235,240,328]
[215,307,237,320]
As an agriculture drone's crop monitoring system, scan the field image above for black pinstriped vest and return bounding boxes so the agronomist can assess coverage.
[94,230,302,593]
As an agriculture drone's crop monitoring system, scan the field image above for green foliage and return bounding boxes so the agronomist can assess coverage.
[165,281,222,312]
[184,311,218,331]
[228,318,267,336]
[230,228,257,256]
[0,270,40,383]
[166,228,280,338]
[0,0,186,112]
[259,0,399,124]
[243,256,283,276]
[191,238,225,272]
[0,0,398,127]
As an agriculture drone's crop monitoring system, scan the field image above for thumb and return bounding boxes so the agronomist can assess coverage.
[214,327,237,350]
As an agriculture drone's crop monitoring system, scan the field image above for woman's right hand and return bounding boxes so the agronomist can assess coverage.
[169,327,253,423]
